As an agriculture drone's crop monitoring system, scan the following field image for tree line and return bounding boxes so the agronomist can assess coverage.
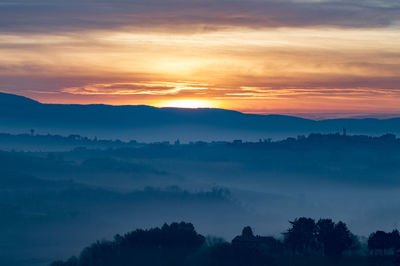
[51,218,400,266]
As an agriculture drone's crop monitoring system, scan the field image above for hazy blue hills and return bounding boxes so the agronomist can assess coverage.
[0,92,399,141]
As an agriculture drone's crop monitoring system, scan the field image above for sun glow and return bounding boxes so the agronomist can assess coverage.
[158,99,216,109]
[2,26,400,117]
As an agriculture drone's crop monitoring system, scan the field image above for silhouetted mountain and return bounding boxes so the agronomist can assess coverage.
[1,92,400,141]
[0,92,40,107]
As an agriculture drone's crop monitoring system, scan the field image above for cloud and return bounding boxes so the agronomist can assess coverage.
[59,81,400,101]
[62,82,208,95]
[0,0,399,33]
[0,1,399,116]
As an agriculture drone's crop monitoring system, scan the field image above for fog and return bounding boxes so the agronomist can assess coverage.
[1,133,400,265]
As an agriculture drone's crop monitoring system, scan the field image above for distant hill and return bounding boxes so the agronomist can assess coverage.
[0,92,399,142]
[0,91,40,106]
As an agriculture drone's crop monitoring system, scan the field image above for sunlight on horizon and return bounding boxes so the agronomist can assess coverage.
[1,27,400,117]
[156,99,217,109]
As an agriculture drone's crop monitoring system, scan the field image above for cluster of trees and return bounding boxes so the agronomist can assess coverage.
[284,218,358,256]
[51,222,205,266]
[0,132,141,151]
[1,132,399,152]
[51,218,400,266]
[368,230,400,256]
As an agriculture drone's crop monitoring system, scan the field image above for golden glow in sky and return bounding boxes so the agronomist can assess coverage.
[157,99,217,109]
[1,0,400,119]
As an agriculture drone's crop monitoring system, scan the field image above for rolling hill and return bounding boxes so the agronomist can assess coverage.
[0,92,399,142]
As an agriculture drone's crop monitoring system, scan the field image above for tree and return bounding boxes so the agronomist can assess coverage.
[51,222,206,266]
[316,219,335,256]
[369,231,391,256]
[390,230,400,256]
[330,221,354,256]
[316,219,354,257]
[284,217,317,255]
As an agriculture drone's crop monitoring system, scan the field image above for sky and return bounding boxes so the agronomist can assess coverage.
[0,0,399,119]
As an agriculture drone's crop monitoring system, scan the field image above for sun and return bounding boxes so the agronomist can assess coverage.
[158,99,215,109]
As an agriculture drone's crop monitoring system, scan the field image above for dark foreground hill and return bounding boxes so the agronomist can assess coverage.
[1,92,400,142]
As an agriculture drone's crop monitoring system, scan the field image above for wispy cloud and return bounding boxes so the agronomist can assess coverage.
[0,0,399,34]
[62,82,208,95]
[1,0,400,117]
[60,81,400,100]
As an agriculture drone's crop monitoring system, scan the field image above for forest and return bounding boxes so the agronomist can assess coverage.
[51,219,400,266]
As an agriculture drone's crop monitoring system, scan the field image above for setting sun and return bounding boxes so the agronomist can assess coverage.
[158,99,216,109]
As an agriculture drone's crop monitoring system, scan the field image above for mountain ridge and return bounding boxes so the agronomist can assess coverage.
[0,92,399,142]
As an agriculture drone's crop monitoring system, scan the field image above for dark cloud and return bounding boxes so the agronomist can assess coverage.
[0,0,399,33]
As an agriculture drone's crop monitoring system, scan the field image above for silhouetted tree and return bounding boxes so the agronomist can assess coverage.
[316,219,355,257]
[391,230,400,256]
[331,221,354,256]
[79,241,114,266]
[49,220,367,266]
[316,219,335,255]
[369,231,391,256]
[284,217,317,255]
[53,222,205,266]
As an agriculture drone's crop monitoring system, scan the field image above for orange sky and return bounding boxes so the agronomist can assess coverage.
[1,1,400,118]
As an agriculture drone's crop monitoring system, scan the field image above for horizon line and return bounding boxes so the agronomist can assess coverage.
[2,91,400,120]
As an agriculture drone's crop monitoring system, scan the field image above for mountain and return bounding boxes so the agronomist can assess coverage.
[0,91,40,106]
[0,92,399,142]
